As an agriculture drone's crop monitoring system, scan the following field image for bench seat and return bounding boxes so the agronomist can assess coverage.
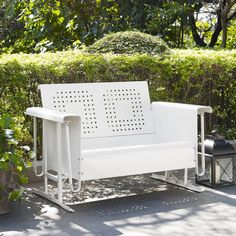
[82,141,194,180]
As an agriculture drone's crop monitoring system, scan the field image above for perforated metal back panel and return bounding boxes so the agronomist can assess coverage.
[39,81,155,138]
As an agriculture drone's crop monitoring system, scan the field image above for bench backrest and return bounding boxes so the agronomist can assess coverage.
[39,81,155,139]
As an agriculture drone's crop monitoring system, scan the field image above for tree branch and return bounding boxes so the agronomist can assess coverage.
[228,8,236,21]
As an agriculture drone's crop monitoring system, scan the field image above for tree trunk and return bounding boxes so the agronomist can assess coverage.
[209,13,222,47]
[188,13,207,47]
[221,12,227,48]
[220,0,236,48]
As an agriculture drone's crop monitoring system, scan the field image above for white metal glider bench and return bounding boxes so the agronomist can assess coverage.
[26,81,212,212]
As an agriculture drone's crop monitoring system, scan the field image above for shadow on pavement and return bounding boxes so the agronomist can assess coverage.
[0,176,236,236]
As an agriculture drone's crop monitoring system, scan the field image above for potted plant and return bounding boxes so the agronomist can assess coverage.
[0,115,29,215]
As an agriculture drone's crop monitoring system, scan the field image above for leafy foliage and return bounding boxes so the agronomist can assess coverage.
[1,0,235,53]
[168,49,236,138]
[146,1,192,48]
[0,115,29,201]
[0,49,235,138]
[0,0,130,53]
[87,31,170,55]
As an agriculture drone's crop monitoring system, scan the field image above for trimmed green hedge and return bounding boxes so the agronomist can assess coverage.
[0,49,236,141]
[87,31,170,55]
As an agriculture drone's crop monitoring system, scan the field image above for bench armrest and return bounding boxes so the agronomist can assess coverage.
[151,102,212,144]
[26,107,82,183]
[26,107,80,123]
[152,102,212,114]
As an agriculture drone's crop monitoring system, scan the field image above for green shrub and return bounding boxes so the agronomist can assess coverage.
[87,31,170,55]
[165,49,236,139]
[0,49,235,140]
[0,115,29,202]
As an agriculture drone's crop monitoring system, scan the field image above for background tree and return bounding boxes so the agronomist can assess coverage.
[145,1,191,48]
[188,0,236,48]
[220,0,236,47]
[0,0,129,53]
[0,0,25,53]
[0,0,235,53]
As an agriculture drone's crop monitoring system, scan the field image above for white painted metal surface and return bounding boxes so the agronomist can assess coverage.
[151,173,204,192]
[151,102,212,177]
[39,81,155,138]
[43,118,81,181]
[26,107,79,123]
[81,141,194,180]
[151,102,212,145]
[25,81,212,210]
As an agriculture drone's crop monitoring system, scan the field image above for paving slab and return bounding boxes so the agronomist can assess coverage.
[0,172,236,236]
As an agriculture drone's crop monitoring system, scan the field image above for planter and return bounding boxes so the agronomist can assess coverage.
[0,170,10,186]
[0,118,29,213]
[0,170,10,215]
[0,197,10,215]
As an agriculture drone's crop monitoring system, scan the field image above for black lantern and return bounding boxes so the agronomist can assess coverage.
[196,131,236,188]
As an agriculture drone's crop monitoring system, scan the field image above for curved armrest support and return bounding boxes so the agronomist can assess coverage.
[151,102,212,176]
[151,102,212,143]
[152,102,212,114]
[26,107,80,123]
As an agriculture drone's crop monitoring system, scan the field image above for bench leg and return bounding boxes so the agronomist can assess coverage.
[151,169,204,193]
[184,168,188,185]
[33,189,75,212]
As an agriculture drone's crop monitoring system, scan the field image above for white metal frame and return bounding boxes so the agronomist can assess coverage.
[25,81,212,211]
[152,111,206,192]
[26,108,81,212]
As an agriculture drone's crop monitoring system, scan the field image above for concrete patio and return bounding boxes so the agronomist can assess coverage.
[0,172,236,236]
